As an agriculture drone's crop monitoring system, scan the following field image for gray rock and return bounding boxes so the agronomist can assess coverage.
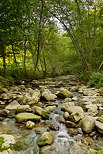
[32,106,49,119]
[61,102,75,111]
[63,112,70,120]
[0,109,10,117]
[95,120,103,134]
[0,134,15,151]
[68,112,85,122]
[45,106,56,113]
[16,105,31,113]
[26,121,35,129]
[81,116,95,133]
[5,100,20,110]
[41,89,57,101]
[62,106,84,114]
[56,88,73,98]
[15,112,41,122]
[39,144,56,154]
[37,132,54,147]
[65,121,77,128]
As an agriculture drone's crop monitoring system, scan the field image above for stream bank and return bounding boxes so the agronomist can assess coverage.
[0,75,103,154]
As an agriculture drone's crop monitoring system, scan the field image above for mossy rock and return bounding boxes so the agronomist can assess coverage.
[37,132,54,147]
[15,112,41,122]
[0,136,5,152]
[98,150,103,154]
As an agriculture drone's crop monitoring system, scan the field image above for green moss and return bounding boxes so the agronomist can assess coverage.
[13,141,27,151]
[0,136,7,152]
[38,138,48,146]
[98,150,103,154]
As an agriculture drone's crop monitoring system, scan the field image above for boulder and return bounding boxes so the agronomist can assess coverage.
[5,100,20,110]
[41,89,57,101]
[39,144,56,154]
[62,106,84,114]
[0,134,15,151]
[16,105,31,113]
[37,132,54,147]
[81,116,95,133]
[45,106,56,113]
[27,89,41,104]
[61,102,75,111]
[0,109,10,117]
[87,108,98,116]
[56,88,73,98]
[68,112,85,122]
[63,112,70,120]
[26,121,35,129]
[0,93,12,100]
[32,106,49,119]
[65,121,77,128]
[15,112,41,122]
[48,123,59,131]
[95,120,103,134]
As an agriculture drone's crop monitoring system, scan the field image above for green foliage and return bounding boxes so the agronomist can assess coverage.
[0,75,14,87]
[87,72,103,88]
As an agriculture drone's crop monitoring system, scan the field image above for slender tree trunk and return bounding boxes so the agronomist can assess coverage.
[2,49,6,76]
[11,44,19,76]
[34,0,44,76]
[23,40,27,76]
[0,41,6,75]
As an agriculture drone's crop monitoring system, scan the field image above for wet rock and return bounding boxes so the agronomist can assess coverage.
[0,134,15,151]
[87,108,98,116]
[61,102,75,111]
[81,116,95,133]
[63,112,70,120]
[97,116,103,123]
[35,127,48,134]
[72,96,78,101]
[0,109,10,117]
[27,89,41,104]
[39,144,56,154]
[37,132,54,147]
[0,93,12,100]
[16,105,31,113]
[98,150,103,154]
[65,121,77,128]
[15,112,41,122]
[45,106,56,113]
[63,106,84,114]
[85,104,98,110]
[48,123,59,131]
[68,112,85,122]
[41,89,57,101]
[68,128,79,135]
[95,120,103,134]
[0,100,5,105]
[58,116,65,123]
[5,100,20,110]
[26,121,35,129]
[32,106,49,119]
[79,86,99,96]
[17,95,27,105]
[56,88,73,98]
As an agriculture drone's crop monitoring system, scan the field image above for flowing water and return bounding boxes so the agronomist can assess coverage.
[0,91,102,154]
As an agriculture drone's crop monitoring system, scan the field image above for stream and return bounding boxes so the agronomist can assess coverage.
[0,76,103,154]
[0,94,97,154]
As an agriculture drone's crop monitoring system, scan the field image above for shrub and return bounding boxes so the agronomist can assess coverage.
[87,72,103,88]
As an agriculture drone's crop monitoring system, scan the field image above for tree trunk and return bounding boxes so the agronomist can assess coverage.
[23,40,27,77]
